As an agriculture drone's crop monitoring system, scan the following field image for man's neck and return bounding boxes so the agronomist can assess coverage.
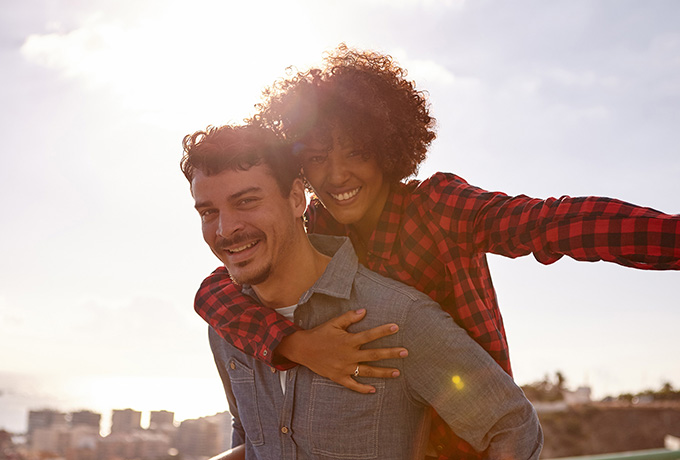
[252,234,332,308]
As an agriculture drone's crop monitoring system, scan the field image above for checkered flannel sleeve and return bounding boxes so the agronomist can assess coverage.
[429,173,680,269]
[194,266,300,369]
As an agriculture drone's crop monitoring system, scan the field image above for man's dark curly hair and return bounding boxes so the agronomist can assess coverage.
[251,44,437,183]
[180,124,300,196]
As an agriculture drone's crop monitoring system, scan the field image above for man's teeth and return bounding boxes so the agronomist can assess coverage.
[330,188,360,201]
[228,241,257,253]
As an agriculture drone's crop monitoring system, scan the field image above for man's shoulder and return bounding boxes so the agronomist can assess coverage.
[351,266,463,346]
[353,265,436,309]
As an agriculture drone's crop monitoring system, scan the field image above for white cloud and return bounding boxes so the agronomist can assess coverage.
[21,14,121,86]
[404,58,458,86]
[18,3,328,127]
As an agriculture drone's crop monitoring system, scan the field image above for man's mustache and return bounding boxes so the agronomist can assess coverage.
[216,230,266,251]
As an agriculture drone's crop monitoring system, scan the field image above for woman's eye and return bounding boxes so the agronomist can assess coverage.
[307,155,327,164]
[347,150,366,160]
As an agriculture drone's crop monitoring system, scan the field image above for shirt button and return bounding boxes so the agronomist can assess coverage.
[263,349,268,356]
[281,426,289,434]
[229,362,235,370]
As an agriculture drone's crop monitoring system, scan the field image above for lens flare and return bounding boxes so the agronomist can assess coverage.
[451,375,465,390]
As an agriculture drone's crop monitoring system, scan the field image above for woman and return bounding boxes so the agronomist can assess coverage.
[193,45,680,459]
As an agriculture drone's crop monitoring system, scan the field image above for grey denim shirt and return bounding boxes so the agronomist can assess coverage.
[210,235,543,460]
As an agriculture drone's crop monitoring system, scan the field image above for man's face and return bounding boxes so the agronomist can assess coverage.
[299,131,390,234]
[192,164,304,286]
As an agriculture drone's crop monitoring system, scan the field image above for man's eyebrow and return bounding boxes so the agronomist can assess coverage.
[194,199,212,210]
[229,186,262,200]
[194,186,263,210]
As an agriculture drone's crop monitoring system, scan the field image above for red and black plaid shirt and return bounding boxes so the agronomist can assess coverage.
[195,172,680,459]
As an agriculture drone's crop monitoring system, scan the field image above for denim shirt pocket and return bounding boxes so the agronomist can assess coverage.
[308,375,386,459]
[227,358,265,446]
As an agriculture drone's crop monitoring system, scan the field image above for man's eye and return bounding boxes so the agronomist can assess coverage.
[200,209,217,222]
[238,197,259,207]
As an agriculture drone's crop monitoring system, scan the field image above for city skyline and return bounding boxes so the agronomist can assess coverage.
[12,407,231,460]
[3,371,677,436]
[1,0,679,438]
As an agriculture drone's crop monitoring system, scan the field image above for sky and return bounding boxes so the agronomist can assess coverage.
[1,0,679,435]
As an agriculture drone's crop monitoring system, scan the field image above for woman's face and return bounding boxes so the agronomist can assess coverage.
[299,132,390,237]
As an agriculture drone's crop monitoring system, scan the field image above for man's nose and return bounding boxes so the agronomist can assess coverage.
[216,211,244,238]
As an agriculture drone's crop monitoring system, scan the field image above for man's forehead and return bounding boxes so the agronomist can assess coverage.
[191,164,275,197]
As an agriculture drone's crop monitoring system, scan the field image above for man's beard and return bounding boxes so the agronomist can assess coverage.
[216,230,272,286]
[228,261,273,287]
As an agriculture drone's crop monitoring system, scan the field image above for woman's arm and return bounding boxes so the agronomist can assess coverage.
[424,172,680,269]
[196,266,407,394]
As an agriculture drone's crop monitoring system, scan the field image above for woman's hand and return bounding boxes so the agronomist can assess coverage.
[276,309,408,393]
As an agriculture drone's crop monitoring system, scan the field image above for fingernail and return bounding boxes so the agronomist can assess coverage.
[369,387,376,394]
[355,309,366,315]
[399,350,408,357]
[392,371,400,377]
[390,324,398,332]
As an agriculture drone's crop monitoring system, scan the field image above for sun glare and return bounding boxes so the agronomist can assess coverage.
[68,375,227,434]
[21,0,330,129]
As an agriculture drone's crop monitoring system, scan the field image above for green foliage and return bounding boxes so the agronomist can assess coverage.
[615,381,680,402]
[521,371,567,402]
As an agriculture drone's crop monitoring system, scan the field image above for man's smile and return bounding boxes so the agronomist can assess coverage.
[227,241,259,254]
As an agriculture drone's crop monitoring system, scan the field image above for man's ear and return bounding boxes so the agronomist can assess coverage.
[289,178,307,218]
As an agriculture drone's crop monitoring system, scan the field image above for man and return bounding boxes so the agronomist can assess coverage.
[181,124,543,459]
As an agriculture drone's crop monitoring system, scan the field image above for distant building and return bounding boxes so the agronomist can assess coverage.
[110,409,142,434]
[71,410,102,431]
[28,409,68,437]
[31,424,70,454]
[176,412,231,460]
[31,423,100,457]
[563,386,592,405]
[98,431,171,460]
[27,409,69,449]
[149,410,175,431]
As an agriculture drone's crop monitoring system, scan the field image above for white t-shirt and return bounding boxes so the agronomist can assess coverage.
[275,305,298,394]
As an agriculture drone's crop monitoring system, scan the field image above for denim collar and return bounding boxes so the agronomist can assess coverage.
[241,235,358,305]
[298,235,357,304]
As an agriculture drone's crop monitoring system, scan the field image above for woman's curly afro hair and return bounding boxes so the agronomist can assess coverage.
[251,44,437,183]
